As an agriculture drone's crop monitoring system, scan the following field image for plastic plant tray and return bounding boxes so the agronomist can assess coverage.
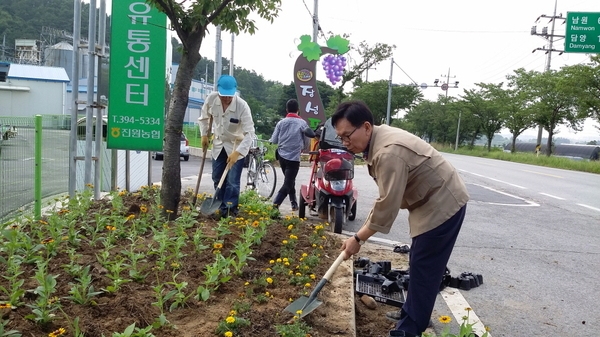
[355,274,405,308]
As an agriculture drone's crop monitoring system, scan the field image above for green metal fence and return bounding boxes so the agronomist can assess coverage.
[0,115,70,222]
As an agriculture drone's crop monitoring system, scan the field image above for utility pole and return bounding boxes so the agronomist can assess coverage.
[230,34,234,76]
[214,25,222,84]
[436,68,461,150]
[531,0,565,148]
[385,57,393,125]
[312,0,319,43]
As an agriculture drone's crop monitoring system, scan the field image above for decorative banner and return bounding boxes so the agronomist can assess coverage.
[107,1,167,151]
[293,35,349,129]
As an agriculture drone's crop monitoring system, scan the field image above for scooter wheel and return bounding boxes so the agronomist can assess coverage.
[332,207,344,234]
[298,191,306,219]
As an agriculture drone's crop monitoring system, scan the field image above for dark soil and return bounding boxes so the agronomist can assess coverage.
[0,190,395,337]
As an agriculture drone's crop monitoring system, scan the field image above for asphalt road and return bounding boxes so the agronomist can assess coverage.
[153,153,600,336]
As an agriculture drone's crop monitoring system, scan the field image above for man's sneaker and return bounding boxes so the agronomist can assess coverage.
[291,202,299,211]
[385,310,433,328]
[388,330,417,337]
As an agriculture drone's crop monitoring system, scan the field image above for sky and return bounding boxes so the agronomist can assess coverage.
[98,0,600,141]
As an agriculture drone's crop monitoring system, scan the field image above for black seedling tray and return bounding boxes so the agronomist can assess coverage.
[355,274,405,308]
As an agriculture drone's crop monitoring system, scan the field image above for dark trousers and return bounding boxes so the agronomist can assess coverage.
[211,148,244,214]
[394,205,467,336]
[273,156,300,206]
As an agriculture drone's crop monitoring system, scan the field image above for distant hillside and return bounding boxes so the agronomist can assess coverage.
[0,0,110,58]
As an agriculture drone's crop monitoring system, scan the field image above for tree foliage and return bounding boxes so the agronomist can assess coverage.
[349,80,422,125]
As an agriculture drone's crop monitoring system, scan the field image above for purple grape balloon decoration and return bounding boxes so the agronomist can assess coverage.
[322,54,346,85]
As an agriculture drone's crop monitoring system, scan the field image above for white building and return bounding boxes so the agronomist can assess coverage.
[0,64,69,117]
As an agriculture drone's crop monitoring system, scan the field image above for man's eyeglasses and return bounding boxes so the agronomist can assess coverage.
[336,125,361,143]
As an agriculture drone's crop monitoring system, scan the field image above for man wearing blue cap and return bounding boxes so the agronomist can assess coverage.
[199,75,256,218]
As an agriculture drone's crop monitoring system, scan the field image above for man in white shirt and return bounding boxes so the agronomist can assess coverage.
[198,75,256,218]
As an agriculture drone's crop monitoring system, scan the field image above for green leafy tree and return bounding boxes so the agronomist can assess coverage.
[562,55,600,129]
[349,80,422,125]
[147,0,281,217]
[461,84,505,151]
[330,40,395,107]
[500,78,537,153]
[509,68,589,156]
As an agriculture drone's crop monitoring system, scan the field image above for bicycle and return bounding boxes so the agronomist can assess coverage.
[246,140,277,199]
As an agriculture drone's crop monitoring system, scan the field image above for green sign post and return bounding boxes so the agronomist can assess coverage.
[107,1,167,151]
[565,12,600,54]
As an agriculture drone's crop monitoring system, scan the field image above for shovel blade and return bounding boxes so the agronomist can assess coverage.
[284,296,323,318]
[200,197,221,216]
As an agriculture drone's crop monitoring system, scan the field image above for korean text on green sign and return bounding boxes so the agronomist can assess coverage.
[565,12,600,54]
[107,1,167,151]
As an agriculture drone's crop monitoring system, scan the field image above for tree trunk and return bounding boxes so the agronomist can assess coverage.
[160,40,201,219]
[511,135,517,153]
[546,128,554,157]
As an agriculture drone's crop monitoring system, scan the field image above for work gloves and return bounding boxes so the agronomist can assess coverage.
[202,136,209,150]
[226,151,241,168]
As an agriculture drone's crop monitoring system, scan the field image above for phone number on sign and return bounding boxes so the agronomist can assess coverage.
[112,116,161,125]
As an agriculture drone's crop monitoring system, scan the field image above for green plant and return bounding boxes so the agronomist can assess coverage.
[422,311,490,337]
[215,314,250,336]
[0,255,25,307]
[0,318,22,337]
[112,323,155,337]
[25,263,60,325]
[65,266,103,305]
[165,273,192,312]
[103,257,130,293]
[275,318,311,337]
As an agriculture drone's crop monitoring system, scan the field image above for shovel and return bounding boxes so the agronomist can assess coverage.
[200,139,240,216]
[192,116,213,207]
[284,251,347,318]
[200,165,230,216]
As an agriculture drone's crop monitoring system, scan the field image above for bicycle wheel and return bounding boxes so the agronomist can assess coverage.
[246,156,257,188]
[255,162,277,199]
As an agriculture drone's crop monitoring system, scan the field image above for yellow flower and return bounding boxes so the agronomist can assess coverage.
[158,205,164,209]
[266,277,273,284]
[229,310,237,316]
[276,258,282,263]
[126,214,135,221]
[284,262,290,266]
[166,209,174,213]
[302,253,308,257]
[310,274,316,279]
[269,260,275,264]
[226,316,236,324]
[183,206,191,211]
[287,225,294,230]
[265,291,270,296]
[48,327,67,337]
[296,310,303,315]
[282,257,289,262]
[252,220,260,227]
[105,225,116,231]
[439,315,452,324]
[213,243,223,249]
[224,332,233,337]
[244,282,250,286]
[140,205,148,213]
[304,283,311,287]
[295,272,302,276]
[41,238,54,245]
[282,240,288,244]
[0,303,11,309]
[39,220,48,225]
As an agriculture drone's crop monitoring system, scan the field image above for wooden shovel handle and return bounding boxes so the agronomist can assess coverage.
[323,251,347,281]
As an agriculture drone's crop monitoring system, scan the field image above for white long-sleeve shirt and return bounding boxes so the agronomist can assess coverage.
[198,92,256,159]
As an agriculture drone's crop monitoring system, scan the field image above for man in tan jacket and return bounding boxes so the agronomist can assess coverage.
[332,101,469,337]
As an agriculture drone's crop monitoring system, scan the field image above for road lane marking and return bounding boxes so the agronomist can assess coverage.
[539,192,565,200]
[441,287,491,337]
[521,169,563,179]
[577,204,600,212]
[473,183,539,207]
[459,170,525,189]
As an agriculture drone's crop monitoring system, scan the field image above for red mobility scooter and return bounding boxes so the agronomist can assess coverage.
[298,118,358,234]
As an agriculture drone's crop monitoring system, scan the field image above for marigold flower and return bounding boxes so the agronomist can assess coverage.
[224,332,233,337]
[266,277,273,284]
[126,214,135,221]
[0,303,11,309]
[282,240,288,244]
[302,253,308,257]
[48,327,66,337]
[213,243,223,249]
[39,220,48,225]
[41,238,54,244]
[296,310,303,315]
[229,310,236,316]
[310,274,316,279]
[158,205,164,209]
[284,262,290,266]
[252,220,260,227]
[439,315,452,324]
[282,257,289,262]
[166,209,174,213]
[265,291,270,296]
[304,283,311,287]
[287,225,294,230]
[226,316,236,324]
[269,260,275,264]
[140,205,148,213]
[244,282,250,286]
[105,225,116,231]
[276,258,282,263]
[183,206,191,211]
